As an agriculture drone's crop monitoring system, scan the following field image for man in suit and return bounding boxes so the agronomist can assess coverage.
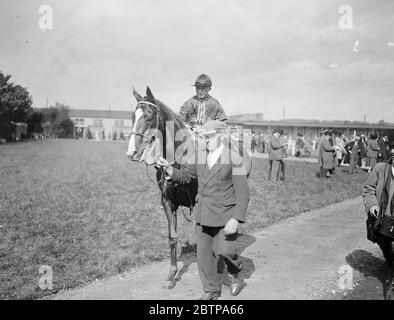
[379,135,390,162]
[362,147,394,299]
[318,130,336,178]
[349,136,361,174]
[268,129,287,181]
[179,74,227,128]
[158,120,250,300]
[367,133,380,168]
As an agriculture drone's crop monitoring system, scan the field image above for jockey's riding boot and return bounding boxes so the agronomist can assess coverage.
[198,291,221,300]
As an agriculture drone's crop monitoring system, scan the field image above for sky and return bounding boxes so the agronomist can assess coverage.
[1,0,394,122]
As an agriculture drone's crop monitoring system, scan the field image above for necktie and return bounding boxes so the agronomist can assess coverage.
[197,101,206,125]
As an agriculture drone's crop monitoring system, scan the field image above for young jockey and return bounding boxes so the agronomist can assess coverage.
[179,74,227,127]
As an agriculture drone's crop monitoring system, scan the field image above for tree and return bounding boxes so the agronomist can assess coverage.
[0,71,33,123]
[0,71,33,140]
[26,110,43,135]
[39,102,74,138]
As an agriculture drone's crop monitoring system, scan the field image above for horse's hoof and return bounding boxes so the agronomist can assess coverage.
[163,280,176,289]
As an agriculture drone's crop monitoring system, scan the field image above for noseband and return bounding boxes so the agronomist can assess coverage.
[130,101,161,143]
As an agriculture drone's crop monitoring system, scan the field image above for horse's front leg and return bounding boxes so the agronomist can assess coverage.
[162,199,178,289]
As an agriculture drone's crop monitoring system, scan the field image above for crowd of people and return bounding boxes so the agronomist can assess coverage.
[316,130,392,177]
[250,131,318,158]
[249,129,392,180]
[251,131,391,161]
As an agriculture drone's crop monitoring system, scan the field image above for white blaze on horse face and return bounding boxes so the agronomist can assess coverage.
[127,108,143,157]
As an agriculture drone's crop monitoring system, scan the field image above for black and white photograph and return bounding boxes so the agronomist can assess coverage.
[1,0,394,305]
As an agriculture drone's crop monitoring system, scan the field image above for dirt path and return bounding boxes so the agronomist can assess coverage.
[52,197,388,300]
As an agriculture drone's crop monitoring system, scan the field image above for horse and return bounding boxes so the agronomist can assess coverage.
[126,86,251,289]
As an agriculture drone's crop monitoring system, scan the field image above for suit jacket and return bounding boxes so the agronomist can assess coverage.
[268,134,284,161]
[318,136,335,169]
[362,161,394,218]
[350,141,360,160]
[170,145,250,227]
[378,139,390,160]
[367,139,380,158]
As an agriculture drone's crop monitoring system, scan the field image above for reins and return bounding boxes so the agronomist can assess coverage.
[131,100,196,223]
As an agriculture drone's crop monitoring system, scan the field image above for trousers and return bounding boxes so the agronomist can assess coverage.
[195,224,242,293]
[349,154,359,173]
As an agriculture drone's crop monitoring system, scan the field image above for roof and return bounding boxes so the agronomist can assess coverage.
[227,120,394,130]
[69,109,130,119]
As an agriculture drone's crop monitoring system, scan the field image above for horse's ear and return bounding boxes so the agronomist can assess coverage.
[146,86,155,101]
[133,87,143,102]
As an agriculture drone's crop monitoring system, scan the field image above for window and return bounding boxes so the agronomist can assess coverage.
[115,120,124,127]
[93,119,103,127]
[74,118,85,125]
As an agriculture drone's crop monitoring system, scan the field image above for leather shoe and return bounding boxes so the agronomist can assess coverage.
[229,275,244,296]
[198,292,221,300]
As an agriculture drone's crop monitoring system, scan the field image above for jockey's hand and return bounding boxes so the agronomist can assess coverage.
[369,206,379,218]
[157,157,170,168]
[224,218,239,235]
[157,157,173,177]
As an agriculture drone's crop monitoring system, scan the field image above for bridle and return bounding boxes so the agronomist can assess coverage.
[130,100,161,143]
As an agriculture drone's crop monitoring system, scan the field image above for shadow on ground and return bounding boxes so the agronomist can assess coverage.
[345,249,390,300]
[175,233,256,295]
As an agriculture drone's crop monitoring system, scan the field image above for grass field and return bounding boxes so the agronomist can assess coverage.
[0,139,368,299]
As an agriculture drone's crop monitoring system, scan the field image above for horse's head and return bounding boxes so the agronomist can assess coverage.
[127,87,163,163]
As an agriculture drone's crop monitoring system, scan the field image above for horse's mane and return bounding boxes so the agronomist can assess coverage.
[154,99,186,130]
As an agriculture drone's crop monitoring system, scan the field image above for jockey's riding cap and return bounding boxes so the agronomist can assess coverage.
[192,74,212,88]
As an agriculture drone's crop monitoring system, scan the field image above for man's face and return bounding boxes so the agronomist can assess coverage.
[195,86,211,100]
[205,133,222,152]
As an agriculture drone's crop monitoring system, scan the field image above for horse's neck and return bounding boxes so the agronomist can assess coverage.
[159,105,196,165]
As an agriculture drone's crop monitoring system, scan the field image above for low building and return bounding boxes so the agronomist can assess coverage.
[227,118,394,156]
[228,119,394,141]
[69,109,131,141]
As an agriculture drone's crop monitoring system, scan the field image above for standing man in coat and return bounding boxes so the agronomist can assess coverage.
[158,120,250,300]
[379,135,390,162]
[349,136,360,174]
[318,130,336,178]
[367,133,380,168]
[179,74,227,128]
[268,129,287,181]
[362,147,394,299]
